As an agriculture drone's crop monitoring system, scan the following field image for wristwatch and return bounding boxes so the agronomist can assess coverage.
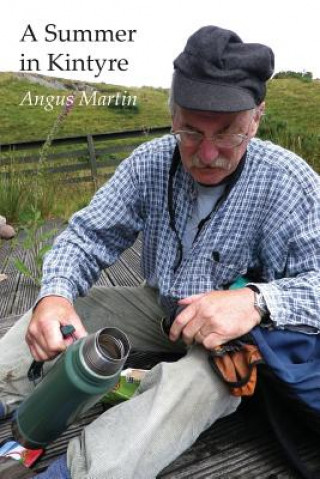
[247,285,269,322]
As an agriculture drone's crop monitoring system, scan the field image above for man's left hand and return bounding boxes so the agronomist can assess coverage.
[169,288,261,350]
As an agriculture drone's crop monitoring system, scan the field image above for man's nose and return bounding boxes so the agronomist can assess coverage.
[197,138,219,165]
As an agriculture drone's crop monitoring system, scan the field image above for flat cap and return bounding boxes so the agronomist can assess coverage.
[173,25,274,112]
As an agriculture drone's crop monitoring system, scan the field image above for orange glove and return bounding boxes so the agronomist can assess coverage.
[209,342,263,396]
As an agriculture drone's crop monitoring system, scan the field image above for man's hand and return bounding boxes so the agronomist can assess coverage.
[26,296,87,361]
[169,288,261,350]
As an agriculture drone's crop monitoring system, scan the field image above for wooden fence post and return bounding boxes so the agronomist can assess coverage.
[87,134,98,188]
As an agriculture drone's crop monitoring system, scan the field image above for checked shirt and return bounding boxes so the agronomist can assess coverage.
[40,135,320,332]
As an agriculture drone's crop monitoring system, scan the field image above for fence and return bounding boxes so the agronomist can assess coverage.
[0,126,170,186]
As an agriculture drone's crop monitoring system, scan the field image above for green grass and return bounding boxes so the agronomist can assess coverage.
[266,78,320,134]
[0,73,171,144]
[0,157,94,224]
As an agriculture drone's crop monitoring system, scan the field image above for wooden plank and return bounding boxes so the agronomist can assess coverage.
[0,143,140,167]
[9,250,39,316]
[87,134,98,186]
[0,126,170,152]
[60,175,94,184]
[1,163,90,179]
[106,258,143,287]
[95,270,115,287]
[0,221,63,317]
[0,245,28,317]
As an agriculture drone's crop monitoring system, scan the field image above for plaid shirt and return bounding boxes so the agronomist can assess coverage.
[40,135,320,332]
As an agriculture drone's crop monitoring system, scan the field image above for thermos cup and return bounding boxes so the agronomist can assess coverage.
[12,326,130,449]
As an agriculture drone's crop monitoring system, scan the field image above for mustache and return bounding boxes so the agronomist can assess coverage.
[191,155,232,171]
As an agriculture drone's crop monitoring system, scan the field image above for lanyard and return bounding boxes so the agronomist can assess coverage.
[167,145,247,271]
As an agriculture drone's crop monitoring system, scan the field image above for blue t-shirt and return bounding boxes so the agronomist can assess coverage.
[182,182,226,256]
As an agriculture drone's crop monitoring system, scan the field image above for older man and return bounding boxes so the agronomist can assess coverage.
[1,26,319,479]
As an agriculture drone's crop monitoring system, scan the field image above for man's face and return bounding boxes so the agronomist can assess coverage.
[172,106,261,185]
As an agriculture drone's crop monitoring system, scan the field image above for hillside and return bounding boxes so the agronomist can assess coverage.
[0,73,171,144]
[1,73,320,145]
[266,78,320,135]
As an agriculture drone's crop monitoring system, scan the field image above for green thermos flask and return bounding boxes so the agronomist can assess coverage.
[12,326,130,449]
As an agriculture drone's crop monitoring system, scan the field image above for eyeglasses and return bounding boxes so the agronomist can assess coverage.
[171,129,249,149]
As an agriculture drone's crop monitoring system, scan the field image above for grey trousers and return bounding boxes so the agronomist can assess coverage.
[0,284,240,479]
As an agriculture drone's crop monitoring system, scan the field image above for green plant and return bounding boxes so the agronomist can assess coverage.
[12,95,77,286]
[273,70,313,82]
[258,114,320,173]
[12,207,58,286]
[0,160,30,223]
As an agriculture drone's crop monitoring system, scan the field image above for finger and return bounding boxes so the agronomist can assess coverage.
[60,320,87,347]
[41,323,67,355]
[194,330,206,345]
[29,343,42,361]
[178,292,209,305]
[169,303,198,341]
[202,332,226,350]
[180,315,207,345]
[67,316,88,340]
[29,342,56,362]
[27,320,66,358]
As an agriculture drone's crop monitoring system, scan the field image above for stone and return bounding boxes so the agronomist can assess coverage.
[0,224,16,240]
[0,215,6,227]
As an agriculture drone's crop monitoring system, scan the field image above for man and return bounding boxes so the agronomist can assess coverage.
[1,25,319,479]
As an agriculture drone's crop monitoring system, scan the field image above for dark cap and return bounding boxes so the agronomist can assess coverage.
[173,25,274,112]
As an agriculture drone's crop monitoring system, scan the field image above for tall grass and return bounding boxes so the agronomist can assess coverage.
[258,114,320,173]
[0,161,92,224]
[0,160,31,223]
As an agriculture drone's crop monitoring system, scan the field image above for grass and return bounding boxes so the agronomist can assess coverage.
[0,157,93,224]
[0,73,171,144]
[266,78,320,135]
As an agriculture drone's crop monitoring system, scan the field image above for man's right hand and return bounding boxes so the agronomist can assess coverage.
[25,296,88,361]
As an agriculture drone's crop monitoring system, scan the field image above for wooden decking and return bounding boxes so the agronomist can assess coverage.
[0,220,144,319]
[0,225,318,477]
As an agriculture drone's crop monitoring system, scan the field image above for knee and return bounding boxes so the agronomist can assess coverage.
[138,345,226,399]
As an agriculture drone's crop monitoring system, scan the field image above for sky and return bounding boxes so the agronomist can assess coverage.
[1,0,319,87]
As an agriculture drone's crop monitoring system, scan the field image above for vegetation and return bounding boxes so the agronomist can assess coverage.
[266,78,320,135]
[0,71,319,226]
[0,73,170,143]
[273,70,313,81]
[12,207,58,286]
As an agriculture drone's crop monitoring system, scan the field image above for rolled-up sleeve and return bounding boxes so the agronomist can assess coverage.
[251,194,320,332]
[38,154,144,303]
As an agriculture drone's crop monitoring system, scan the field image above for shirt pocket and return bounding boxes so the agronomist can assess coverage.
[171,249,249,298]
[210,254,249,288]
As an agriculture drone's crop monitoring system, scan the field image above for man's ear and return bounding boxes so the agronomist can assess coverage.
[171,105,181,130]
[256,102,266,118]
[250,102,265,137]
